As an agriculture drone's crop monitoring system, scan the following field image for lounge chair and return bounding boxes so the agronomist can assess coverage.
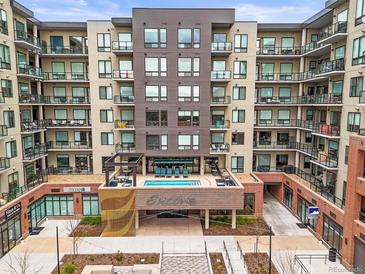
[155,167,161,177]
[160,167,166,177]
[183,168,189,178]
[174,167,180,177]
[166,167,172,177]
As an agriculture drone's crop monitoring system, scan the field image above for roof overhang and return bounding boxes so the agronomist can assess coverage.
[39,22,87,31]
[111,17,133,27]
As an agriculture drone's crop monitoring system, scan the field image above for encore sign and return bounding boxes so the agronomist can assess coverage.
[63,186,91,193]
[5,203,21,220]
[146,195,196,206]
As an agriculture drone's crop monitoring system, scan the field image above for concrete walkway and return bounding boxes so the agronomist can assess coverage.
[263,192,312,236]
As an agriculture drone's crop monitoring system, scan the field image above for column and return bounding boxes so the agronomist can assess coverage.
[205,209,209,229]
[142,156,146,176]
[135,210,139,229]
[232,209,236,229]
[200,156,205,175]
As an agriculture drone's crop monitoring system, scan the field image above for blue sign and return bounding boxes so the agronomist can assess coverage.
[308,206,320,219]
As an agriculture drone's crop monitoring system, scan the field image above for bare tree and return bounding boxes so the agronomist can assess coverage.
[5,249,42,274]
[64,215,82,256]
[275,249,299,274]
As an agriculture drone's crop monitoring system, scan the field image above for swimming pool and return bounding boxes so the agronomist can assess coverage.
[144,180,201,187]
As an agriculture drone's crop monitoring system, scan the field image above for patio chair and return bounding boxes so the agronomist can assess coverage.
[124,179,132,187]
[183,168,189,178]
[155,167,161,177]
[166,167,172,177]
[160,167,166,177]
[174,167,180,177]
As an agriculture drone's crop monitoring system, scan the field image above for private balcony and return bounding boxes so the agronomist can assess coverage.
[253,141,297,151]
[210,120,230,130]
[210,96,231,106]
[17,64,43,79]
[47,141,92,151]
[301,59,345,82]
[256,46,302,58]
[115,143,136,153]
[254,119,298,128]
[23,144,48,162]
[43,72,89,82]
[297,120,341,138]
[302,42,331,57]
[353,55,365,66]
[47,166,93,175]
[255,94,342,106]
[114,95,135,106]
[310,152,338,170]
[47,119,91,128]
[0,125,7,139]
[14,30,41,51]
[19,94,90,105]
[211,71,231,82]
[318,21,348,45]
[114,120,135,130]
[21,120,47,134]
[41,46,88,57]
[210,143,230,154]
[113,70,134,81]
[112,41,133,55]
[211,42,232,55]
[0,157,10,174]
[256,73,301,83]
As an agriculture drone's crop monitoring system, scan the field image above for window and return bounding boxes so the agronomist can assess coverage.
[232,132,244,145]
[71,62,85,80]
[115,33,132,50]
[97,33,111,51]
[304,156,311,168]
[211,133,224,144]
[0,9,8,35]
[99,86,112,100]
[146,135,167,150]
[335,46,345,60]
[178,134,199,150]
[8,172,19,195]
[52,62,65,79]
[231,156,244,173]
[281,37,294,49]
[284,186,293,209]
[1,79,12,97]
[352,36,365,65]
[279,87,291,101]
[306,110,314,121]
[178,57,200,76]
[233,61,247,79]
[347,112,361,132]
[344,146,349,165]
[145,57,167,76]
[0,44,11,69]
[332,80,343,96]
[3,111,14,128]
[234,34,248,52]
[46,195,74,216]
[280,63,293,80]
[243,193,255,215]
[57,155,69,169]
[233,86,245,100]
[232,110,245,123]
[261,63,274,79]
[178,28,200,48]
[121,132,135,147]
[101,132,114,145]
[350,76,363,97]
[278,110,290,123]
[100,110,113,123]
[98,60,112,78]
[276,154,288,167]
[257,155,271,171]
[211,87,225,102]
[120,110,134,125]
[144,28,167,48]
[178,86,199,102]
[262,37,275,50]
[56,131,68,145]
[356,0,365,25]
[82,195,100,216]
[323,215,343,253]
[73,109,87,120]
[5,141,17,158]
[178,111,199,126]
[259,87,273,101]
[145,85,167,102]
[259,110,272,124]
[146,110,167,126]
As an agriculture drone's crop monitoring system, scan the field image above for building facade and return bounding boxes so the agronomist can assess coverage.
[0,0,364,270]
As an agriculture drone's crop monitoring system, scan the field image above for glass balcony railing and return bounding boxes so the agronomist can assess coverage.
[43,72,89,81]
[23,144,48,161]
[113,70,134,80]
[114,95,135,104]
[42,46,88,55]
[19,94,90,104]
[115,143,136,153]
[14,30,40,47]
[112,41,133,51]
[211,71,231,80]
[48,119,91,127]
[257,46,302,56]
[47,141,92,150]
[211,96,231,104]
[17,64,42,78]
[318,21,347,42]
[115,120,135,129]
[317,58,345,75]
[256,73,301,81]
[211,42,232,52]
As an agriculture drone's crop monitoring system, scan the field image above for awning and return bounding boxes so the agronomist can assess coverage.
[153,159,193,165]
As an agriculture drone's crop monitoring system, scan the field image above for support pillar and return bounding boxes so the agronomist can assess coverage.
[200,156,205,176]
[232,209,236,229]
[142,156,146,176]
[205,209,209,229]
[135,210,139,229]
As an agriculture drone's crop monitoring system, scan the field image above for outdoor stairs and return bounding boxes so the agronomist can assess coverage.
[223,239,248,274]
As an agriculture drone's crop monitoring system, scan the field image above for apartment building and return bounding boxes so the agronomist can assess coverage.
[0,0,364,270]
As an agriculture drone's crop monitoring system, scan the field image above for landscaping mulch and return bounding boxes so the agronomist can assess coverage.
[51,253,160,274]
[244,253,279,274]
[71,224,105,237]
[209,253,228,274]
[202,217,271,236]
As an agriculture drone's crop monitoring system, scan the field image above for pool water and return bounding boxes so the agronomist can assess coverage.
[144,180,201,187]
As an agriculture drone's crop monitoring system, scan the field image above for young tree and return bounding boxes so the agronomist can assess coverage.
[5,249,42,274]
[64,215,82,256]
[275,249,299,274]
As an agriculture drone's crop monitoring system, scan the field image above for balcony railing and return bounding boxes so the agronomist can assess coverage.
[21,120,48,132]
[311,152,338,168]
[112,41,133,51]
[146,144,167,151]
[317,58,345,75]
[353,55,365,66]
[319,21,347,42]
[255,94,342,105]
[210,143,230,153]
[298,120,340,136]
[47,141,92,150]
[256,73,301,81]
[113,70,134,80]
[211,120,230,129]
[255,119,298,127]
[0,157,10,171]
[47,166,93,175]
[114,95,135,104]
[211,42,232,52]
[211,71,231,80]
[256,47,302,56]
[17,64,42,78]
[23,144,48,160]
[0,125,7,137]
[146,121,167,127]
[211,96,231,104]
[19,94,90,104]
[14,30,40,47]
[253,141,297,150]
[43,72,89,81]
[115,143,136,153]
[115,120,135,129]
[0,60,11,70]
[48,119,91,127]
[302,42,320,54]
[42,46,88,55]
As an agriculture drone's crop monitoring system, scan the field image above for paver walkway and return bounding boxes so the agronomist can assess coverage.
[161,255,209,274]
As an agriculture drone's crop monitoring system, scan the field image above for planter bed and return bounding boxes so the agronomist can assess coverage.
[244,253,279,274]
[209,253,228,274]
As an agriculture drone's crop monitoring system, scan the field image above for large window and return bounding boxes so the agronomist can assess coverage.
[56,131,68,145]
[57,155,70,169]
[97,33,111,51]
[146,135,167,150]
[82,195,100,216]
[231,156,244,173]
[146,110,167,126]
[145,85,167,102]
[178,57,200,76]
[347,112,361,132]
[232,110,245,123]
[5,141,17,158]
[0,215,21,258]
[46,195,74,216]
[1,79,12,97]
[178,28,200,48]
[233,86,246,100]
[28,198,46,231]
[233,61,247,79]
[232,132,244,145]
[356,0,365,25]
[101,132,114,145]
[0,44,10,69]
[3,111,14,128]
[297,196,316,229]
[100,109,113,123]
[0,9,8,35]
[284,186,293,209]
[145,57,167,76]
[352,36,365,65]
[98,60,112,78]
[243,193,255,215]
[234,34,248,52]
[99,86,112,100]
[178,111,199,127]
[323,215,343,253]
[178,86,199,102]
[178,134,199,150]
[350,76,363,97]
[144,28,167,48]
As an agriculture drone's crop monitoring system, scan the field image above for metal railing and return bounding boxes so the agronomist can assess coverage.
[211,71,231,80]
[43,72,89,81]
[47,166,93,175]
[255,94,342,105]
[253,141,298,150]
[114,95,135,104]
[298,120,341,136]
[113,70,134,79]
[254,119,298,127]
[311,152,338,168]
[23,144,48,160]
[211,120,230,129]
[42,46,88,55]
[257,46,302,56]
[294,255,310,274]
[236,241,246,271]
[302,41,320,54]
[210,143,230,153]
[211,96,231,104]
[47,141,92,150]
[21,120,48,132]
[114,120,135,129]
[112,41,133,51]
[14,30,40,47]
[211,42,232,51]
[115,143,136,153]
[0,125,7,137]
[0,157,10,171]
[17,64,42,77]
[256,72,301,81]
[319,21,347,41]
[48,119,91,127]
[19,94,90,104]
[223,241,234,274]
[317,58,345,75]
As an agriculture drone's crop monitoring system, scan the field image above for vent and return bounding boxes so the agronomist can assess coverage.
[51,188,60,193]
[311,199,317,205]
[285,181,290,186]
[330,211,336,219]
[297,188,302,194]
[28,197,34,203]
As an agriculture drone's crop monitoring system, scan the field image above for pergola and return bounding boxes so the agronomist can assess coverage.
[104,152,144,187]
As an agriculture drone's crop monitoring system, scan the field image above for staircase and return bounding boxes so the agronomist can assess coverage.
[222,239,247,274]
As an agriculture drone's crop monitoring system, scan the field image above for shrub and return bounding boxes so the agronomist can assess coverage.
[115,250,124,262]
[61,263,75,274]
[236,216,255,225]
[80,216,102,225]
